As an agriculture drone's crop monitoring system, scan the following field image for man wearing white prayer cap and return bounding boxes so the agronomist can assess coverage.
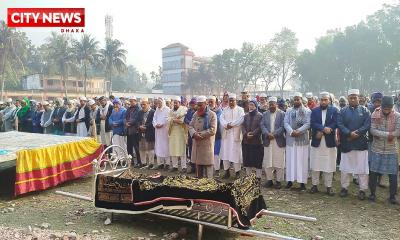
[309,91,338,196]
[1,98,16,131]
[284,91,311,190]
[75,95,91,137]
[88,99,100,139]
[261,96,286,188]
[258,93,269,113]
[188,95,217,178]
[40,100,54,134]
[337,88,371,200]
[305,92,317,109]
[220,92,245,179]
[168,95,188,172]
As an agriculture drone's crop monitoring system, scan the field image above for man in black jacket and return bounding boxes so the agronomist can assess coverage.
[125,96,142,167]
[137,98,156,169]
[75,96,91,137]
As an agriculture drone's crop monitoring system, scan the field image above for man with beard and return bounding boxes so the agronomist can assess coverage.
[62,100,77,136]
[242,99,263,179]
[284,92,311,190]
[258,93,269,113]
[51,98,67,135]
[125,96,142,168]
[238,91,250,113]
[309,92,338,196]
[220,93,245,179]
[261,97,286,189]
[88,99,100,140]
[109,98,127,155]
[97,96,113,147]
[137,98,156,169]
[189,96,217,178]
[75,96,91,137]
[208,96,223,176]
[168,96,187,172]
[184,98,197,173]
[40,101,54,134]
[369,96,400,204]
[306,92,317,109]
[337,89,371,200]
[152,98,171,169]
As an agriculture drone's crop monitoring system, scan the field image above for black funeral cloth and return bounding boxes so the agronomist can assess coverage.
[94,171,267,227]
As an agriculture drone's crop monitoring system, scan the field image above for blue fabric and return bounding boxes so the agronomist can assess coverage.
[369,151,398,175]
[310,106,338,148]
[109,107,127,135]
[184,108,196,125]
[214,139,221,155]
[31,111,43,133]
[337,105,371,153]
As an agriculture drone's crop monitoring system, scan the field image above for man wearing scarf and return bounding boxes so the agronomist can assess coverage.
[153,98,171,169]
[137,98,156,169]
[220,93,245,179]
[168,96,188,172]
[109,98,127,155]
[242,99,263,179]
[62,100,77,136]
[50,98,66,135]
[284,92,311,190]
[189,96,217,178]
[369,96,400,204]
[40,101,54,134]
[88,99,100,140]
[17,97,32,132]
[184,98,197,173]
[261,97,286,189]
[75,96,91,137]
[96,96,113,147]
[11,99,21,130]
[208,96,223,176]
[309,92,338,196]
[1,98,15,132]
[337,89,371,200]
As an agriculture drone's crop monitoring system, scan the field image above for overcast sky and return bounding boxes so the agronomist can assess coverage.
[1,0,397,74]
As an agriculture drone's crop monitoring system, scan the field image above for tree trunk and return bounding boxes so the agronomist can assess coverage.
[0,45,8,101]
[109,70,112,97]
[84,63,87,97]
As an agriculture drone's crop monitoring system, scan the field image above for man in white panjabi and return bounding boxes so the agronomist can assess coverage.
[309,92,338,196]
[261,97,286,189]
[284,92,311,191]
[167,96,188,172]
[98,96,113,147]
[75,96,90,137]
[152,98,171,169]
[220,93,245,179]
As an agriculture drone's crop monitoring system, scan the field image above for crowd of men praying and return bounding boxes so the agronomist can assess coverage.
[1,90,400,204]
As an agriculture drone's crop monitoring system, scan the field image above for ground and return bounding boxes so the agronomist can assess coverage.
[0,168,399,240]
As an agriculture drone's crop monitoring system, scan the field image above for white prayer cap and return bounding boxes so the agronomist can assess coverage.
[228,93,237,99]
[347,89,360,96]
[268,97,277,103]
[79,96,87,101]
[88,99,96,106]
[141,97,149,102]
[305,92,313,98]
[6,98,12,103]
[172,96,181,102]
[260,93,268,98]
[0,101,4,105]
[128,96,137,100]
[196,95,207,103]
[293,92,303,98]
[208,96,216,101]
[319,91,330,98]
[42,101,49,106]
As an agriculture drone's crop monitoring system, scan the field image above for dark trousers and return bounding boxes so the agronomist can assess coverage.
[127,133,141,164]
[369,171,398,197]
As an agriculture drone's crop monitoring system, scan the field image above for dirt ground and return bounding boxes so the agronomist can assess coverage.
[0,168,399,240]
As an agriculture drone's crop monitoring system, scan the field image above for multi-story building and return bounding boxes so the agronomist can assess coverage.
[161,43,194,95]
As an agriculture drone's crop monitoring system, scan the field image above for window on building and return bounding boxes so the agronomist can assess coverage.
[72,81,76,87]
[47,79,54,86]
[78,81,83,87]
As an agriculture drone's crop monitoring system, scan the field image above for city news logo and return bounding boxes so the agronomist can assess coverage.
[7,8,85,33]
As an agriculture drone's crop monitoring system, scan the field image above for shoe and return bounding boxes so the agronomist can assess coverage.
[134,163,143,168]
[358,190,366,201]
[151,165,162,170]
[148,164,154,169]
[274,181,282,189]
[310,185,318,194]
[285,181,293,189]
[368,194,376,202]
[389,196,399,205]
[169,167,178,173]
[214,170,220,178]
[326,187,335,196]
[340,188,348,198]
[180,168,187,174]
[299,183,306,191]
[264,180,273,188]
[353,178,359,186]
[235,172,240,179]
[222,170,230,179]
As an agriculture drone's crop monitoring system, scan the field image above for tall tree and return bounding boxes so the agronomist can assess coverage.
[73,34,100,96]
[100,39,127,96]
[269,27,299,97]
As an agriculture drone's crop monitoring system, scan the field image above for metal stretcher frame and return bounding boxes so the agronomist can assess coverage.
[56,145,317,240]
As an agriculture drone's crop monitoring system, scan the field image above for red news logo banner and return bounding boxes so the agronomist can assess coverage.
[7,8,85,27]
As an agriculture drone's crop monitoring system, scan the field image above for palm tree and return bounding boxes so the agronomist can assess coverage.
[100,39,127,96]
[45,32,77,98]
[73,34,100,97]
